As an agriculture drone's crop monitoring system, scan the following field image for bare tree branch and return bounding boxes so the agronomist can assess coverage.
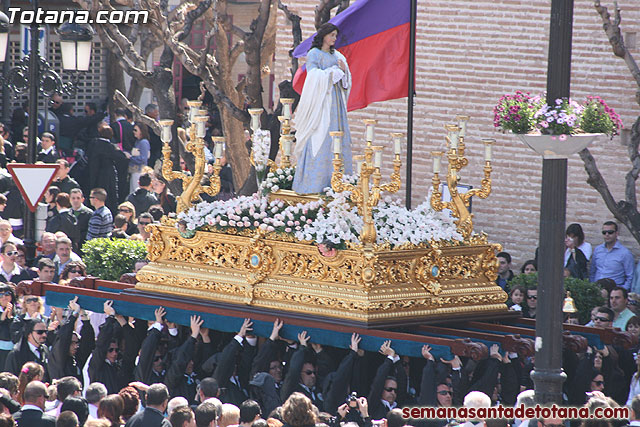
[314,0,349,29]
[625,118,640,209]
[176,0,213,41]
[594,0,640,90]
[114,90,162,136]
[277,1,302,78]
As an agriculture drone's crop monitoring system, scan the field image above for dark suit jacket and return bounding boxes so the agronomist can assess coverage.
[124,407,171,427]
[13,407,57,427]
[111,118,135,153]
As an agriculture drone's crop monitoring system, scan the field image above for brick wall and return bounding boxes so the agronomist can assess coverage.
[273,0,640,271]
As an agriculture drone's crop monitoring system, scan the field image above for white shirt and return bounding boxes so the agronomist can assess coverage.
[564,241,593,265]
[28,341,42,359]
[0,263,21,282]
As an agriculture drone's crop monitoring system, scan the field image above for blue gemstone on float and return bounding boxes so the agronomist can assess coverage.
[250,255,260,267]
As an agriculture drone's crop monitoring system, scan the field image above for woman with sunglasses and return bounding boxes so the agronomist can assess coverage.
[59,261,87,287]
[0,283,16,370]
[14,244,37,279]
[0,242,31,285]
[117,202,138,236]
[10,295,47,344]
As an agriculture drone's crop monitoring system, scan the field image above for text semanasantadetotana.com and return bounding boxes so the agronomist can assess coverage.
[402,405,629,420]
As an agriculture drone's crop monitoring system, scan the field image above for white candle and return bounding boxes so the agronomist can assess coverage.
[432,151,442,174]
[374,148,383,168]
[357,160,363,175]
[214,141,224,159]
[458,120,467,138]
[483,139,494,161]
[366,124,374,142]
[195,118,206,138]
[283,103,291,119]
[283,137,292,156]
[248,108,262,132]
[333,136,342,154]
[159,120,173,143]
[394,136,402,155]
[450,131,458,149]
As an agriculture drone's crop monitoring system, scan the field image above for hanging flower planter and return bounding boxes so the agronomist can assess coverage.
[493,92,622,158]
[516,133,602,159]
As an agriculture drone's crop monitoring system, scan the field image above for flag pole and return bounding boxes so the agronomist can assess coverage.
[405,0,417,209]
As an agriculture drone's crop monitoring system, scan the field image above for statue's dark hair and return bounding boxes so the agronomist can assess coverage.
[310,23,340,53]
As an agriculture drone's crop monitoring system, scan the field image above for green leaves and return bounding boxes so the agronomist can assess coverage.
[81,238,148,281]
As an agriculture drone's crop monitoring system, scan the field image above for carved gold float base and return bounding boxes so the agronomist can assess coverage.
[136,225,509,326]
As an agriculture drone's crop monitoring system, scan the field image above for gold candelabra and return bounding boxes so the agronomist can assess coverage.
[247,98,295,172]
[331,119,403,250]
[160,100,225,213]
[430,116,494,239]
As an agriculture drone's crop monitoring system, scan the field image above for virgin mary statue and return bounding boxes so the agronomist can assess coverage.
[292,23,353,194]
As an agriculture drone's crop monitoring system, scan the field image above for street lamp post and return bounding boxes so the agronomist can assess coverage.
[531,0,574,404]
[0,6,94,260]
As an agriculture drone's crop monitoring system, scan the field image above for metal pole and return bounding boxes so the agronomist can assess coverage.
[23,0,39,261]
[531,0,573,405]
[1,0,9,123]
[405,0,417,209]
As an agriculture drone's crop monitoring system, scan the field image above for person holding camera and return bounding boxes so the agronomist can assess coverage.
[335,394,371,427]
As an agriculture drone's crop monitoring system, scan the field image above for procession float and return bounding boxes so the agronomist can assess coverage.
[131,99,509,328]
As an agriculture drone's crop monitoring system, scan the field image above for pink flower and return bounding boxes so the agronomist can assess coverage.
[559,134,567,141]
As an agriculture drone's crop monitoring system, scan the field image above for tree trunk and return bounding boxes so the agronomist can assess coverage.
[107,51,126,114]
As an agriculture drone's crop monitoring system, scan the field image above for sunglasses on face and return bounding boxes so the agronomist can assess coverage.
[602,230,616,235]
[139,222,152,226]
[33,329,47,335]
[4,251,18,256]
[107,347,119,353]
[527,295,537,300]
[153,355,163,362]
[592,380,604,386]
[437,390,452,396]
[25,297,39,303]
[384,387,397,393]
[595,316,611,322]
[303,370,316,375]
[119,208,132,213]
[68,269,82,274]
[0,292,11,297]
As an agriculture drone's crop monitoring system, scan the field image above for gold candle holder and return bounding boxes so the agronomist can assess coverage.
[431,118,492,239]
[331,127,402,251]
[162,100,223,213]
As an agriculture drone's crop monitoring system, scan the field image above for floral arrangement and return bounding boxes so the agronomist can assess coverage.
[178,189,463,249]
[261,167,295,196]
[251,129,271,183]
[493,92,622,137]
[177,195,322,235]
[581,96,623,136]
[493,91,544,134]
